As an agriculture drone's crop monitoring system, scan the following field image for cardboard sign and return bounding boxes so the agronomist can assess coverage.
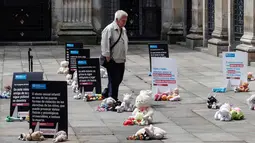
[222,51,248,90]
[68,49,90,73]
[152,58,177,96]
[65,42,83,61]
[10,72,43,118]
[29,81,68,138]
[148,43,169,73]
[76,58,101,94]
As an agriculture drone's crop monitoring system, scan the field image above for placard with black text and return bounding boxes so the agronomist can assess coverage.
[29,81,68,138]
[68,49,90,73]
[65,42,83,61]
[76,58,101,94]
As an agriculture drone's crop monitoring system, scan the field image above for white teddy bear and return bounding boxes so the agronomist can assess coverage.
[135,124,167,140]
[66,74,72,85]
[100,67,108,78]
[52,131,67,143]
[57,61,69,74]
[115,93,134,113]
[71,71,79,93]
[130,90,154,125]
[247,94,255,110]
[214,103,232,121]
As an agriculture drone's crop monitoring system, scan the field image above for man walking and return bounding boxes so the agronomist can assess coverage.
[100,10,128,101]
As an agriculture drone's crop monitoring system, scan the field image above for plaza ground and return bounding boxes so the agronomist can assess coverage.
[0,44,255,143]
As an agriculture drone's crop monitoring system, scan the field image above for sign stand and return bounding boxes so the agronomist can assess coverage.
[28,48,33,72]
[11,106,18,118]
[226,79,232,91]
[34,122,40,132]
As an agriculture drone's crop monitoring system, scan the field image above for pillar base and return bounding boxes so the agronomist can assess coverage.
[236,44,255,64]
[57,23,98,45]
[186,34,203,49]
[167,30,184,44]
[208,38,229,57]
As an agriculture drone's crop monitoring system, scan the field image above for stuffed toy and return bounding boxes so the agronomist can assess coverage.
[234,82,249,92]
[0,85,11,99]
[57,61,69,74]
[207,94,222,109]
[18,129,45,141]
[65,74,73,85]
[123,112,146,126]
[71,71,79,93]
[84,93,104,102]
[52,131,68,143]
[247,94,255,110]
[73,93,82,100]
[96,97,120,112]
[115,93,134,113]
[154,88,180,101]
[100,67,108,78]
[214,103,232,121]
[25,114,29,122]
[230,107,244,120]
[127,124,166,140]
[248,72,254,81]
[212,87,226,93]
[126,91,154,125]
[5,116,23,122]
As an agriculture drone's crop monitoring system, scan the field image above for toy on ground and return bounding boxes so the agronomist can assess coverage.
[100,67,108,78]
[25,114,30,122]
[234,82,249,92]
[125,90,154,125]
[115,93,134,113]
[248,72,254,81]
[71,71,79,93]
[18,129,45,141]
[96,97,121,112]
[123,112,146,126]
[5,116,23,122]
[214,103,232,121]
[85,93,104,101]
[127,124,166,140]
[212,87,226,93]
[247,94,255,110]
[207,93,222,109]
[66,74,73,85]
[0,85,11,99]
[53,130,68,143]
[57,61,69,74]
[230,107,244,120]
[73,93,82,100]
[154,88,180,101]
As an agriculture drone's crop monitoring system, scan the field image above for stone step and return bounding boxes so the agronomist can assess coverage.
[58,30,97,36]
[0,41,59,46]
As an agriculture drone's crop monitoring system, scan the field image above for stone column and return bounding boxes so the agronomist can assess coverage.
[186,0,203,49]
[227,0,234,51]
[236,0,255,64]
[207,0,228,56]
[57,0,97,44]
[203,0,208,47]
[161,0,172,41]
[167,0,185,44]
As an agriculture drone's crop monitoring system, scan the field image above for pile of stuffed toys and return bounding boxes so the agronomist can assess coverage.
[0,85,11,99]
[154,88,181,101]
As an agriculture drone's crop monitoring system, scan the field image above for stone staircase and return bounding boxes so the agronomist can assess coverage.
[57,23,98,45]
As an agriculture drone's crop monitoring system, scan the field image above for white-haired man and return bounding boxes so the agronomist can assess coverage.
[100,10,128,102]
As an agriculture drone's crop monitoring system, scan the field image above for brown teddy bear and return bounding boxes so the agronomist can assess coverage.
[18,129,45,141]
[235,82,249,92]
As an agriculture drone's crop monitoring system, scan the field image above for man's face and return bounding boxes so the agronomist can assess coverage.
[117,16,128,28]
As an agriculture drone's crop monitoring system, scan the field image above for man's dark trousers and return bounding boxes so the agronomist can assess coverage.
[103,61,125,101]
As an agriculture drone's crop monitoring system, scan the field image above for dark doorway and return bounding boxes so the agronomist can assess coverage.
[234,0,244,41]
[208,0,215,37]
[186,0,192,34]
[119,0,161,40]
[0,0,51,41]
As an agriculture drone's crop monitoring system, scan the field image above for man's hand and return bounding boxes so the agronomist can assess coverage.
[106,56,111,62]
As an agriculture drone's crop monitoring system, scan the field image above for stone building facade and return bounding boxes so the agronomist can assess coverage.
[2,0,255,62]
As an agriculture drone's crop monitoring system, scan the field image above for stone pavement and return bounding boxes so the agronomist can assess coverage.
[0,44,255,143]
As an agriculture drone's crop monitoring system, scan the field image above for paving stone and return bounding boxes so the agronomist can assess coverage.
[78,135,119,143]
[73,127,113,135]
[193,133,244,142]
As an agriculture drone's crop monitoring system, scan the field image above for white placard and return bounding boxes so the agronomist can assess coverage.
[222,51,248,90]
[152,57,178,95]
